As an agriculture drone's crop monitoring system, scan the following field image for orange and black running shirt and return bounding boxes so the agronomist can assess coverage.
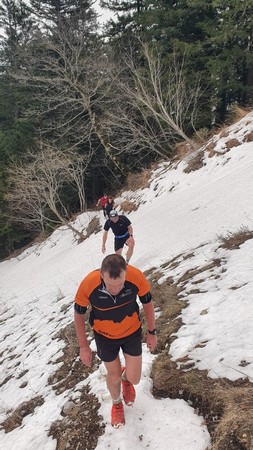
[74,265,152,339]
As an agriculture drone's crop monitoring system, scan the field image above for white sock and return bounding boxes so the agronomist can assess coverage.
[121,370,128,381]
[112,396,122,404]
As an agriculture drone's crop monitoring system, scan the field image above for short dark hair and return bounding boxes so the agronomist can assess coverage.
[101,254,126,278]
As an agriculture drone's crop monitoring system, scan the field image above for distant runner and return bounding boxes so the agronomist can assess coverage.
[102,209,135,264]
[105,196,115,218]
[74,254,158,428]
[96,193,108,218]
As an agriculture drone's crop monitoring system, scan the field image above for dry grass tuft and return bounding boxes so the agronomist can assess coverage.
[146,259,253,450]
[204,141,216,156]
[212,384,253,450]
[226,106,252,125]
[124,169,151,191]
[219,130,229,138]
[174,141,193,160]
[1,396,44,432]
[85,217,101,238]
[151,357,253,450]
[78,216,101,243]
[218,228,253,250]
[177,259,222,285]
[48,322,97,394]
[118,168,152,212]
[192,127,211,143]
[225,138,240,149]
[120,200,139,213]
[183,150,205,173]
[143,271,183,352]
[244,130,253,142]
[47,322,104,449]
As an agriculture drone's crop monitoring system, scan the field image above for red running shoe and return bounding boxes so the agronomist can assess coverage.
[121,367,136,406]
[111,402,125,428]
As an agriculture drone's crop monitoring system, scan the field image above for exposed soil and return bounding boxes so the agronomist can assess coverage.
[49,386,104,450]
[2,261,252,449]
[147,267,253,450]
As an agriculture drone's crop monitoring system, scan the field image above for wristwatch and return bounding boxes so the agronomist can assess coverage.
[148,328,157,335]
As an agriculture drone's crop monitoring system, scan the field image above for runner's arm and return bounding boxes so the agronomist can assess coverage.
[142,301,157,352]
[74,310,92,367]
[127,224,133,236]
[102,230,108,253]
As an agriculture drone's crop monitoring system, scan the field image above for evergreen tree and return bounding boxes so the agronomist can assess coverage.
[206,0,253,120]
[104,0,253,125]
[0,0,36,258]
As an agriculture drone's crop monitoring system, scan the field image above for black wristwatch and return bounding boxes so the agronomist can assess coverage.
[148,328,157,335]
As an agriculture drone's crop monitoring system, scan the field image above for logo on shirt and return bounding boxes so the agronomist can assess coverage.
[119,289,132,298]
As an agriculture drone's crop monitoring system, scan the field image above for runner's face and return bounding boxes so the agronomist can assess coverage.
[102,270,126,295]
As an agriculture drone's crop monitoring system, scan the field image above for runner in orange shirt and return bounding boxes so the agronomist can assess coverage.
[74,254,158,428]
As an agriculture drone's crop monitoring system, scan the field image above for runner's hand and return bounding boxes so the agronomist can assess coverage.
[80,347,92,367]
[146,333,157,353]
[102,245,106,253]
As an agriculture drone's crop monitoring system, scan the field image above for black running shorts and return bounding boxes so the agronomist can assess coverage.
[114,235,129,251]
[94,327,142,362]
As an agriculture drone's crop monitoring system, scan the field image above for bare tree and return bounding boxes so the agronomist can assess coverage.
[101,42,200,162]
[6,143,89,240]
[64,149,93,213]
[12,18,125,173]
[11,14,201,175]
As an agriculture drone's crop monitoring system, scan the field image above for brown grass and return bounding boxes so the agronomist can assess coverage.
[174,141,194,160]
[85,216,102,238]
[143,271,183,352]
[177,259,222,285]
[48,322,96,394]
[124,169,151,191]
[225,106,252,125]
[225,138,240,149]
[220,130,229,138]
[44,256,253,450]
[146,259,253,450]
[118,168,153,212]
[47,322,104,450]
[218,228,253,250]
[1,397,44,432]
[183,150,205,173]
[244,130,253,142]
[194,127,211,142]
[151,357,253,450]
[78,216,102,243]
[120,200,139,213]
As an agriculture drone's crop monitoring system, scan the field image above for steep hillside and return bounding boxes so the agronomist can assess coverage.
[1,112,253,450]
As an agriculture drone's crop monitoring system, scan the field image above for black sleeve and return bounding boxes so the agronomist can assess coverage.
[139,292,152,304]
[74,303,87,314]
[122,216,131,226]
[103,219,110,231]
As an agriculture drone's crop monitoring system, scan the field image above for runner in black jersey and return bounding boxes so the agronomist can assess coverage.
[102,210,135,264]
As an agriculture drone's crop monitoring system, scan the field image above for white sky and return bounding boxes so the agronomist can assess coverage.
[1,111,253,449]
[94,0,116,26]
